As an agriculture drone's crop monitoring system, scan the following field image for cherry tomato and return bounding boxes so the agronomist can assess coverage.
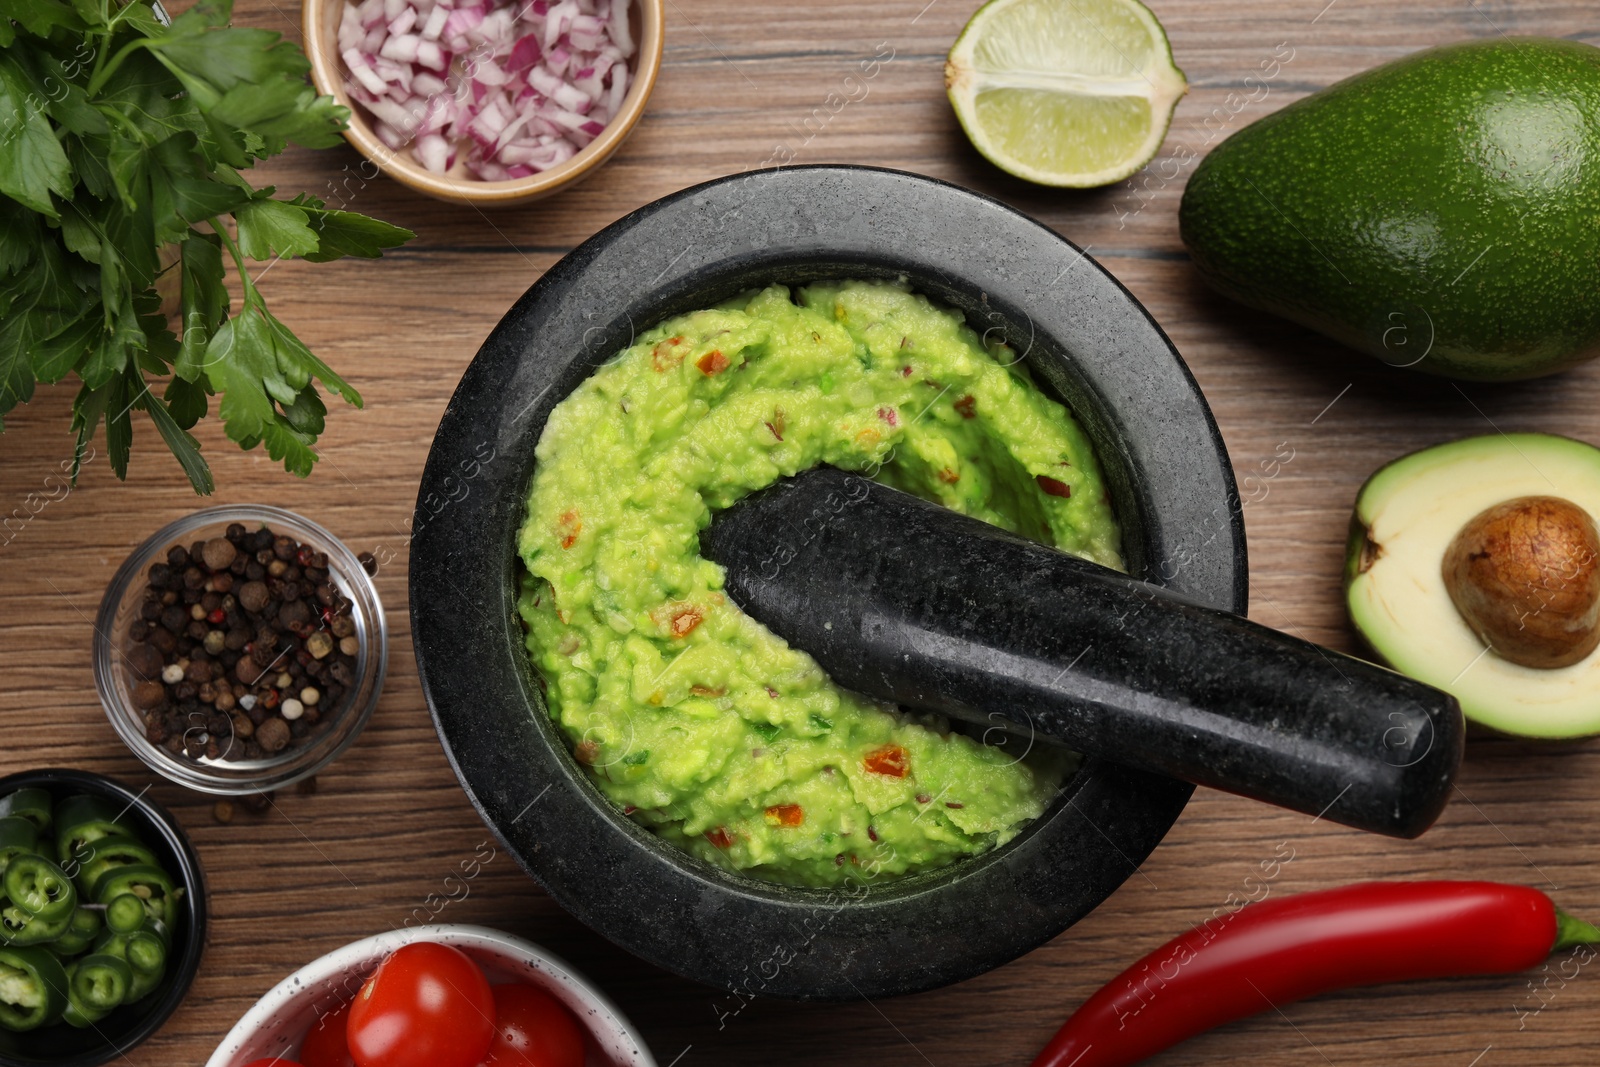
[346,942,496,1067]
[478,984,586,1067]
[300,999,356,1067]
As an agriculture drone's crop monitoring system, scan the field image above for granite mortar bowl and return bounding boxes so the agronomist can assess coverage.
[410,165,1249,1000]
[0,768,207,1067]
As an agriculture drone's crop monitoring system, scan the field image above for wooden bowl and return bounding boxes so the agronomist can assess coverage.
[302,0,664,206]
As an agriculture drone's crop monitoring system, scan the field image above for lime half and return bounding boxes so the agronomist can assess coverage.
[945,0,1187,188]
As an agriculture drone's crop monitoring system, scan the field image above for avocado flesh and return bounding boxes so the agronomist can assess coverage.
[1347,433,1600,738]
[1181,38,1600,381]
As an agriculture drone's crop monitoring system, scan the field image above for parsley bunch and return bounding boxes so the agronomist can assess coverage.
[0,0,413,493]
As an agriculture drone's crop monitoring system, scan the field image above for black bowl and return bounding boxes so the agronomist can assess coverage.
[411,165,1247,1000]
[0,769,207,1066]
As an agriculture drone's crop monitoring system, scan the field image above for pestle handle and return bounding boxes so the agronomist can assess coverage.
[701,469,1463,839]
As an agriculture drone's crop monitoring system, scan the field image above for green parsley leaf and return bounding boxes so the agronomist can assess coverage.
[163,374,208,429]
[292,198,416,262]
[282,385,327,436]
[175,230,226,381]
[0,238,92,417]
[0,0,86,40]
[134,384,213,494]
[234,198,319,261]
[70,378,111,482]
[0,198,36,276]
[104,368,135,479]
[0,53,74,216]
[32,311,100,383]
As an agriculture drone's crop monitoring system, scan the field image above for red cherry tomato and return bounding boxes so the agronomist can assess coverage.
[479,984,586,1067]
[300,999,356,1067]
[346,942,497,1067]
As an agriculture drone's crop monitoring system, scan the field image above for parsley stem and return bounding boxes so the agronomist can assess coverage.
[210,218,258,306]
[86,37,149,96]
[87,0,158,95]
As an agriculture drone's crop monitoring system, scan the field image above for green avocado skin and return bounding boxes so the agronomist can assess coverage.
[1180,38,1600,381]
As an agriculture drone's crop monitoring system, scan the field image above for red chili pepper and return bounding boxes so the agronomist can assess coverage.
[1036,474,1072,498]
[1031,881,1600,1067]
[862,744,909,778]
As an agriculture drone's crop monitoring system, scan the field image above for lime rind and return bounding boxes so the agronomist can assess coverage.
[946,0,1187,188]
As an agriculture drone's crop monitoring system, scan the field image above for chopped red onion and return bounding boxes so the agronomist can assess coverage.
[340,0,635,181]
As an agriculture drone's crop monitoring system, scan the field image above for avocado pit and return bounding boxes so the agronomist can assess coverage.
[1442,495,1600,669]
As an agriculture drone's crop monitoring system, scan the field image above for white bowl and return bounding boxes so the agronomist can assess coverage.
[206,924,656,1067]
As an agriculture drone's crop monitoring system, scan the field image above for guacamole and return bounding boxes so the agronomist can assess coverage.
[517,280,1121,887]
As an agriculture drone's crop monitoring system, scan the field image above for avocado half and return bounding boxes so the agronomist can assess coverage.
[1347,433,1600,738]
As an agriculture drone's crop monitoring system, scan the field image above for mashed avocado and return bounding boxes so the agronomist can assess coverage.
[517,280,1121,886]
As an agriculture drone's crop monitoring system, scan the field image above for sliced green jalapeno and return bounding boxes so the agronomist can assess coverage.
[53,796,130,865]
[0,945,68,1031]
[4,855,76,922]
[124,931,165,975]
[68,905,101,941]
[92,931,127,959]
[60,975,110,1029]
[0,818,38,878]
[48,904,104,957]
[0,903,70,947]
[125,963,161,1005]
[0,790,53,835]
[92,865,179,928]
[47,933,88,958]
[44,910,92,957]
[104,893,146,935]
[68,835,159,896]
[68,953,130,1014]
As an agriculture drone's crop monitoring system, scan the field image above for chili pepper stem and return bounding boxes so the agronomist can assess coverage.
[1553,909,1600,950]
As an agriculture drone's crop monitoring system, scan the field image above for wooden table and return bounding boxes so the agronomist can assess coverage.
[5,0,1599,1063]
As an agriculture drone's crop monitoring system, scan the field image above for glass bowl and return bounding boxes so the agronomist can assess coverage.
[94,505,387,795]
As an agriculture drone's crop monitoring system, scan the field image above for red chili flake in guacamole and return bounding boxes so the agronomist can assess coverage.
[556,509,582,548]
[764,804,805,828]
[696,350,730,375]
[863,744,910,778]
[651,336,686,371]
[1036,475,1072,498]
[878,406,899,427]
[706,826,734,849]
[669,606,703,638]
[937,468,960,484]
[954,395,977,419]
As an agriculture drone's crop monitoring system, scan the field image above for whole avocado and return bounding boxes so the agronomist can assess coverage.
[1180,38,1600,381]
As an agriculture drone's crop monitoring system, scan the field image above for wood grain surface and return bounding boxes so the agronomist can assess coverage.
[4,0,1599,1064]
